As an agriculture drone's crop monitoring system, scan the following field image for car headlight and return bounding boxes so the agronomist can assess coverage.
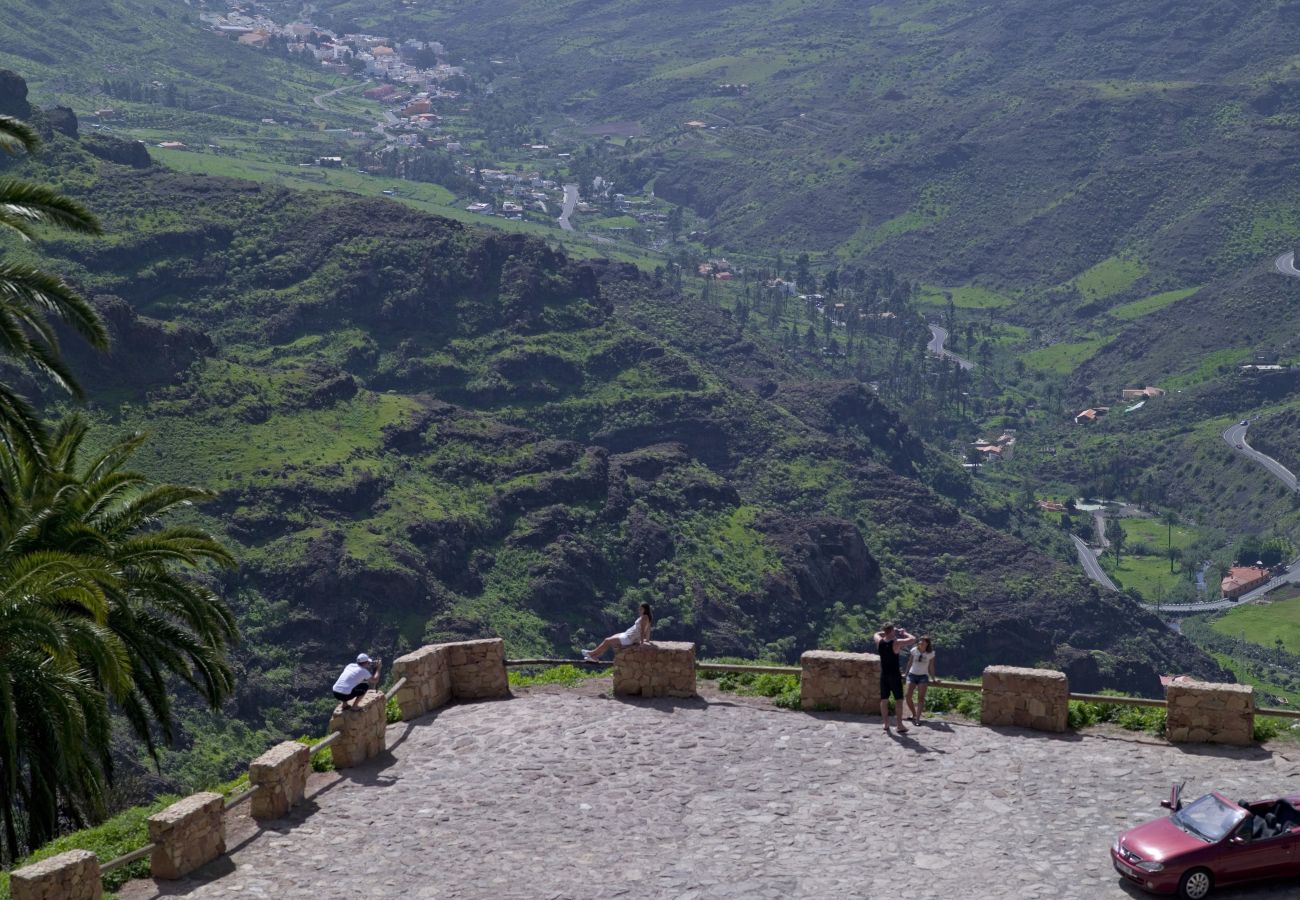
[1136,861,1164,873]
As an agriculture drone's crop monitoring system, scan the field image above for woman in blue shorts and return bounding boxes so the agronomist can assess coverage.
[905,636,936,726]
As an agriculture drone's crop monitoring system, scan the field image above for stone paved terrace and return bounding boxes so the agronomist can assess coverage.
[121,681,1300,900]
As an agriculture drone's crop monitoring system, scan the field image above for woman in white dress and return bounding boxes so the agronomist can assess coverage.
[581,603,653,660]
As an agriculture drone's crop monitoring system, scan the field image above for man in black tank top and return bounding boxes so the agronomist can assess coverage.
[873,622,916,734]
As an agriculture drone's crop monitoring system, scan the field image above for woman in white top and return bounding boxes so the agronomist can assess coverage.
[581,603,653,660]
[904,636,936,726]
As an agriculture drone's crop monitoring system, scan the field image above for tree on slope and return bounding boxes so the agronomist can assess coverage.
[0,114,108,462]
[0,417,238,857]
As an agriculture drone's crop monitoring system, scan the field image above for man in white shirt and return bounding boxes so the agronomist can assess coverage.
[332,653,381,709]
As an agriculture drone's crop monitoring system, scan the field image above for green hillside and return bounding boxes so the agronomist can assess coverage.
[274,0,1300,291]
[2,120,1227,790]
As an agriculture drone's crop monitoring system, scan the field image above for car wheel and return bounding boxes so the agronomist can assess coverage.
[1178,868,1213,900]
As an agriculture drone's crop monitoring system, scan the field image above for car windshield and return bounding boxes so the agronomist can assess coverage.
[1173,794,1245,842]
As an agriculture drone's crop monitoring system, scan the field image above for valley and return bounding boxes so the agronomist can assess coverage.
[6,0,1300,868]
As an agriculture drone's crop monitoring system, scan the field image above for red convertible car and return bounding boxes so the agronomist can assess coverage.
[1112,784,1300,898]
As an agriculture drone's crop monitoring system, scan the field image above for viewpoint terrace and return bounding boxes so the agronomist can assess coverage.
[113,679,1300,900]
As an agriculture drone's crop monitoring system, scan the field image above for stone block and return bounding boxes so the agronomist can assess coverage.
[980,665,1068,733]
[249,740,310,820]
[613,642,696,698]
[10,849,101,900]
[1166,681,1254,746]
[800,651,881,714]
[328,689,388,767]
[148,792,225,880]
[437,638,509,700]
[392,644,451,719]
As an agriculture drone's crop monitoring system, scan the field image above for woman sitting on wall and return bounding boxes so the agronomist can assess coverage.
[581,603,653,660]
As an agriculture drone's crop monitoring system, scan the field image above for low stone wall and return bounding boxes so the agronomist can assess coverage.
[148,792,226,880]
[800,650,880,714]
[980,666,1068,733]
[249,740,310,820]
[328,689,388,768]
[392,644,451,719]
[613,642,696,698]
[443,638,509,700]
[1166,681,1254,746]
[10,849,101,900]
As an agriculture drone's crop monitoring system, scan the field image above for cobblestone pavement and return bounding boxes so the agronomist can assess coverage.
[121,686,1300,900]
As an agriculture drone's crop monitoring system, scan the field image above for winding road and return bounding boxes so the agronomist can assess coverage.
[558,184,579,232]
[926,324,975,370]
[1275,250,1300,278]
[1071,535,1118,591]
[313,80,365,111]
[1223,421,1297,491]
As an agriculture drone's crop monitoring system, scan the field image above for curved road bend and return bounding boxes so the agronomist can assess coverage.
[1071,534,1118,591]
[558,184,579,232]
[1275,251,1300,278]
[313,80,367,111]
[926,325,975,370]
[1223,422,1297,491]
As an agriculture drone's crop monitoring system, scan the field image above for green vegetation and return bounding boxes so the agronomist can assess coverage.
[508,664,606,689]
[0,796,177,900]
[1021,337,1112,375]
[1109,287,1200,320]
[1067,695,1165,735]
[1212,597,1300,656]
[1070,254,1146,301]
[705,669,801,709]
[917,285,1013,309]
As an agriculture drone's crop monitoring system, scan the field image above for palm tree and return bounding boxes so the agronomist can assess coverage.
[0,114,108,461]
[0,417,237,858]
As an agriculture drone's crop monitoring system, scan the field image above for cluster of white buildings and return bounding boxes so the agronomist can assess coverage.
[201,7,464,92]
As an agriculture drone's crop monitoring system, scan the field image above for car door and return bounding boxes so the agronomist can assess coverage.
[1217,818,1288,885]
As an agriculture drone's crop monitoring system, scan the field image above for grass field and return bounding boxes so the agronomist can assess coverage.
[917,284,1014,309]
[1211,596,1300,655]
[1099,517,1199,600]
[1109,287,1200,320]
[1021,336,1112,375]
[1071,253,1147,300]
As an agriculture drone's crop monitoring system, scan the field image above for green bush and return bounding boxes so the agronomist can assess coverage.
[0,795,180,899]
[923,686,981,719]
[1067,697,1165,735]
[507,663,604,689]
[296,735,334,772]
[1255,716,1284,742]
[386,696,402,724]
[714,670,802,709]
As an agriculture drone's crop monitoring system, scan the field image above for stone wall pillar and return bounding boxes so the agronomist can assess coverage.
[799,650,880,713]
[392,644,451,718]
[613,642,696,698]
[1166,681,1254,745]
[147,792,226,880]
[980,665,1069,733]
[10,850,101,900]
[249,740,310,820]
[328,688,388,767]
[442,638,509,700]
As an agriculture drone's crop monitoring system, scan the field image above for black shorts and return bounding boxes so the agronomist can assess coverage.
[880,668,904,701]
[333,683,370,702]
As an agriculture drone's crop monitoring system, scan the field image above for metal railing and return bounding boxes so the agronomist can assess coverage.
[98,679,402,877]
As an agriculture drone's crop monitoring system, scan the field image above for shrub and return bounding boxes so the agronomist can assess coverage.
[296,735,334,772]
[1255,716,1284,742]
[0,795,179,899]
[924,686,981,719]
[715,671,801,709]
[386,696,402,724]
[507,663,604,689]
